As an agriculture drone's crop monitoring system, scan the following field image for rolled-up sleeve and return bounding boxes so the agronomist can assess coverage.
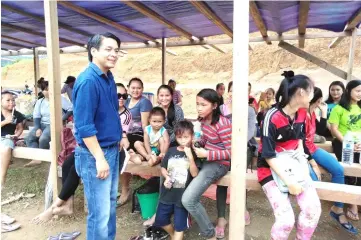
[73,79,99,138]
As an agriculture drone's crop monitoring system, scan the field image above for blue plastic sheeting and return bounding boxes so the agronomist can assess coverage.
[1,1,360,51]
[249,1,361,34]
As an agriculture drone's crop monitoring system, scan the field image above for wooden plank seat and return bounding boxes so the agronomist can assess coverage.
[125,162,361,205]
[11,148,361,205]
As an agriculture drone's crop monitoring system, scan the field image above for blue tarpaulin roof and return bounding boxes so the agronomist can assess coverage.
[1,1,361,51]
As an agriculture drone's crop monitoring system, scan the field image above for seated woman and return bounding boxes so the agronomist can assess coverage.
[329,79,361,221]
[323,81,345,139]
[305,87,357,234]
[157,85,184,147]
[119,78,152,206]
[25,79,73,167]
[182,89,232,240]
[32,152,79,224]
[1,91,25,187]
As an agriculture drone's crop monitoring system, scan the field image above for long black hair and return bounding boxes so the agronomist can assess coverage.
[325,81,345,104]
[310,87,323,105]
[157,85,176,127]
[275,74,314,108]
[197,88,222,125]
[339,80,361,111]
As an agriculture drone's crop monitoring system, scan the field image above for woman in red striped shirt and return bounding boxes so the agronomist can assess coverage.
[181,89,231,240]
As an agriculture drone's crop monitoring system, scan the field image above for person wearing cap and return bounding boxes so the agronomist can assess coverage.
[61,76,76,102]
[168,79,182,106]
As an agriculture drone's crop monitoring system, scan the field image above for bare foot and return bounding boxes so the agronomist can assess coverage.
[148,155,158,166]
[130,154,143,165]
[117,190,131,207]
[52,197,73,216]
[31,208,54,224]
[24,160,42,167]
[143,214,156,226]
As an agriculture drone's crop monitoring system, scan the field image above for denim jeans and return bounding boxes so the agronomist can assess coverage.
[75,145,119,240]
[309,148,344,208]
[182,161,229,238]
[25,123,51,149]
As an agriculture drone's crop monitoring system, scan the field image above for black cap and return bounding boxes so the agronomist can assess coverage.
[64,76,76,84]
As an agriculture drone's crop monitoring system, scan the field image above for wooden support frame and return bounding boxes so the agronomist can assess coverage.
[229,0,248,238]
[249,1,272,44]
[209,44,226,53]
[2,22,84,47]
[1,35,43,47]
[57,1,157,43]
[43,0,63,202]
[329,8,361,48]
[278,41,354,80]
[33,48,40,96]
[250,30,361,42]
[162,38,166,85]
[121,1,193,40]
[2,3,91,38]
[347,28,357,81]
[190,1,233,38]
[298,1,310,48]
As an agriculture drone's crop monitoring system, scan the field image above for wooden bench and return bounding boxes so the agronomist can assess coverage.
[11,147,361,205]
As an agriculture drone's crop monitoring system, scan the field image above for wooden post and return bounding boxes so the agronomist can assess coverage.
[33,47,39,96]
[347,28,357,81]
[229,0,248,239]
[43,0,62,201]
[162,38,166,85]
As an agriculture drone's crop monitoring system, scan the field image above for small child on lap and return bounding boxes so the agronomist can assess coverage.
[134,107,169,166]
[154,120,200,240]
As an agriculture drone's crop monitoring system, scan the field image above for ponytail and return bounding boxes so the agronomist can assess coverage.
[276,74,313,108]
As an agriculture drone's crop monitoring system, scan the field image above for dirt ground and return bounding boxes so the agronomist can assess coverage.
[1,158,360,240]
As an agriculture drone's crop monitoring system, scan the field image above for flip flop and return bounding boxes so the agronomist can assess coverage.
[347,208,360,221]
[1,223,21,233]
[47,231,81,240]
[215,225,225,239]
[1,214,15,225]
[330,211,358,235]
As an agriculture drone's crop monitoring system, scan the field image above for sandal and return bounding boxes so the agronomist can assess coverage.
[1,214,15,225]
[347,208,360,221]
[215,225,225,239]
[1,223,21,233]
[117,190,132,208]
[330,211,358,235]
[245,210,251,226]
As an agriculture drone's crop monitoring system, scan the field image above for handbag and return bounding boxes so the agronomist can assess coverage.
[270,150,310,193]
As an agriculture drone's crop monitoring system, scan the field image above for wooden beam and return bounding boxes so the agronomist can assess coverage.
[57,1,157,43]
[347,28,357,81]
[314,181,361,205]
[320,163,361,178]
[44,0,63,202]
[2,3,91,38]
[121,1,193,40]
[162,38,166,85]
[298,1,310,48]
[33,48,40,96]
[279,41,349,80]
[249,1,271,44]
[250,30,361,42]
[190,1,233,38]
[1,35,43,47]
[1,41,31,49]
[329,8,361,48]
[2,22,84,47]
[229,0,247,237]
[209,44,226,53]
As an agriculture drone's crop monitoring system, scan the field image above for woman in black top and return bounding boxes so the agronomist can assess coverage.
[1,91,25,187]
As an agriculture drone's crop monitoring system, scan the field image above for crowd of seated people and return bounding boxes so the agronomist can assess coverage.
[2,73,361,239]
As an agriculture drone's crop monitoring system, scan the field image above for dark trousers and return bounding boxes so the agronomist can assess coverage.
[59,152,80,200]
